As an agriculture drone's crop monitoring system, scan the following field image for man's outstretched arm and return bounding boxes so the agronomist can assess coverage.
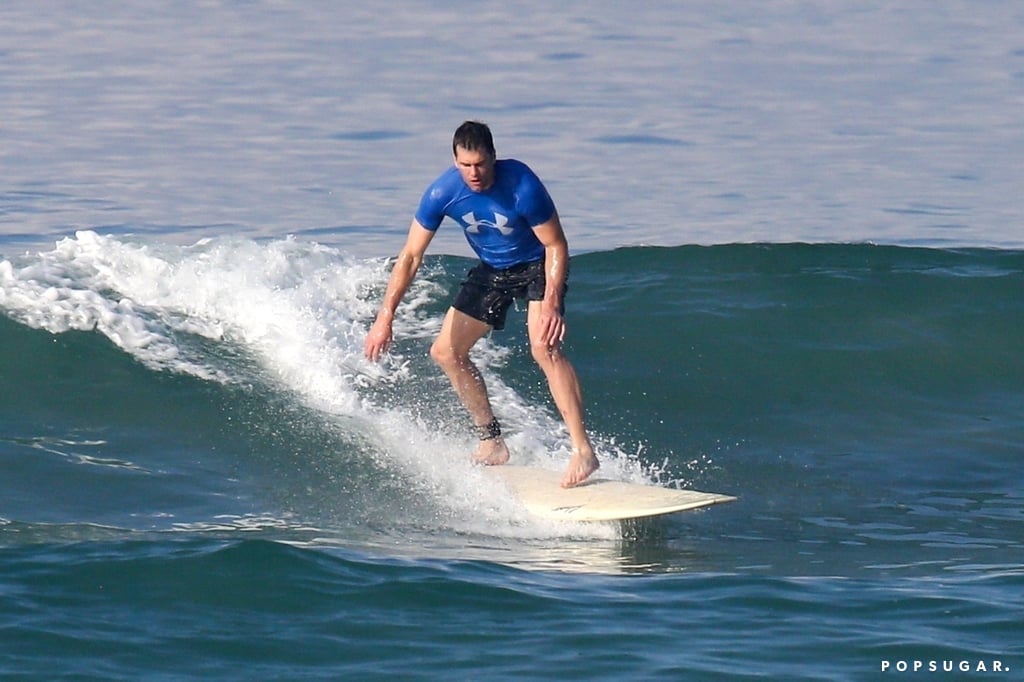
[364,220,435,362]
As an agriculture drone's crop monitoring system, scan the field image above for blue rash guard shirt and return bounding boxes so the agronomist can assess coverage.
[414,159,555,270]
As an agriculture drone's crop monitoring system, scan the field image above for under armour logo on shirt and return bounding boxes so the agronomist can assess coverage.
[462,212,513,236]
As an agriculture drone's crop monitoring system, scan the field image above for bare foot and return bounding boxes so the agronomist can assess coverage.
[561,448,599,488]
[472,437,510,466]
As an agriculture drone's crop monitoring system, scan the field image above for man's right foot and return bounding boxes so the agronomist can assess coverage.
[472,437,510,466]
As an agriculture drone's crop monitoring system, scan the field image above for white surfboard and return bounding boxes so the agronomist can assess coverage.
[485,465,736,522]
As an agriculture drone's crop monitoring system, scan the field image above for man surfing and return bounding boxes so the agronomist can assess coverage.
[363,121,599,488]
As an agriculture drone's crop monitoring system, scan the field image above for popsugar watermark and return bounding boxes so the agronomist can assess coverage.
[881,659,1010,674]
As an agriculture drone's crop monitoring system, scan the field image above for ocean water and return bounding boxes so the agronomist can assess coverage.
[1,2,1022,681]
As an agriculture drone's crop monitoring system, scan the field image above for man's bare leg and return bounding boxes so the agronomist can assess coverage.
[527,303,599,487]
[430,308,510,465]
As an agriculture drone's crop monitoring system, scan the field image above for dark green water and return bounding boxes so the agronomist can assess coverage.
[2,238,1022,679]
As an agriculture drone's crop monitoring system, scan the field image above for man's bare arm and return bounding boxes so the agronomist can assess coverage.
[531,210,570,348]
[364,220,435,361]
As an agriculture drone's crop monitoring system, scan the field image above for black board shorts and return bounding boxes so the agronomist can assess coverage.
[453,259,567,330]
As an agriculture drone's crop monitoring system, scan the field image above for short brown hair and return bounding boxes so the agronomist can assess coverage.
[452,121,495,158]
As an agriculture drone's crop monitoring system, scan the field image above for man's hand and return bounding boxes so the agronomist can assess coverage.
[536,301,566,349]
[362,221,435,362]
[364,313,394,362]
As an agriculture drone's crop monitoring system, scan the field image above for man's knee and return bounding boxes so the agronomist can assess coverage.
[430,339,467,370]
[530,341,561,368]
[429,339,450,366]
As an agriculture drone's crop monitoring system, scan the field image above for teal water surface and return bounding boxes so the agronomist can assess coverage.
[3,0,1024,678]
[1,240,1022,679]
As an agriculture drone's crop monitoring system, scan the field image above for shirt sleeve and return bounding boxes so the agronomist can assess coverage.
[517,164,556,227]
[414,175,450,231]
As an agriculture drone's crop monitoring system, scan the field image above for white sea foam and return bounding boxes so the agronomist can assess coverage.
[0,231,645,537]
[1,231,385,397]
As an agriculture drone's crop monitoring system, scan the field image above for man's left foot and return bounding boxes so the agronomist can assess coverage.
[561,448,599,488]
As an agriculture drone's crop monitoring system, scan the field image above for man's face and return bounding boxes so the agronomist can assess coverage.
[454,145,495,192]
